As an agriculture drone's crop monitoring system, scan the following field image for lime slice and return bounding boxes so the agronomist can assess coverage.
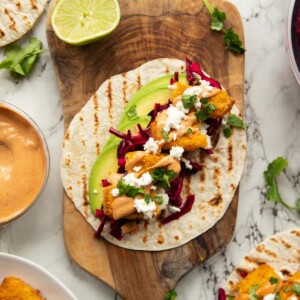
[51,0,121,46]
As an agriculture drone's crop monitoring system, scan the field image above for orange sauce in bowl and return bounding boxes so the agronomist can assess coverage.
[0,105,47,224]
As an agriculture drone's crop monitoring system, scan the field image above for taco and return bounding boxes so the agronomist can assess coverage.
[0,0,48,47]
[221,228,300,299]
[60,58,246,251]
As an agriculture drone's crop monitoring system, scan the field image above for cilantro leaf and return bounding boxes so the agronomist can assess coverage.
[144,194,151,204]
[126,105,139,121]
[223,126,232,138]
[117,179,144,197]
[269,276,279,284]
[186,128,193,134]
[275,292,280,300]
[165,290,177,300]
[153,195,163,205]
[161,129,169,141]
[228,297,235,300]
[292,283,300,295]
[249,284,260,300]
[263,157,300,211]
[181,94,198,109]
[195,103,216,122]
[0,37,45,77]
[227,114,244,128]
[224,28,246,54]
[151,168,177,188]
[211,8,226,31]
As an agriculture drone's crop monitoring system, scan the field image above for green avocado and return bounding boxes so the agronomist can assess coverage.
[89,116,150,213]
[89,73,188,213]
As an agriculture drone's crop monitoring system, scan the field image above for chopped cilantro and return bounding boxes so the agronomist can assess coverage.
[181,94,198,109]
[269,276,279,284]
[223,114,244,139]
[126,105,139,121]
[283,286,290,292]
[161,129,169,141]
[144,194,151,204]
[0,37,46,77]
[117,179,144,197]
[264,157,300,211]
[151,168,177,188]
[292,283,300,295]
[203,0,246,54]
[165,290,177,300]
[201,97,209,105]
[186,128,193,134]
[153,195,164,205]
[228,297,235,300]
[195,103,216,122]
[223,126,232,138]
[275,292,280,300]
[249,284,260,300]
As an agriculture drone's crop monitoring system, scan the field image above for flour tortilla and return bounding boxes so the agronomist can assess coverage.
[224,228,300,294]
[0,0,48,47]
[60,58,247,251]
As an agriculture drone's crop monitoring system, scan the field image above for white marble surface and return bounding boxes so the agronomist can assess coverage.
[0,0,299,299]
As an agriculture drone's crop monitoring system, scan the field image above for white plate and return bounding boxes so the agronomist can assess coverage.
[286,0,300,84]
[0,253,77,300]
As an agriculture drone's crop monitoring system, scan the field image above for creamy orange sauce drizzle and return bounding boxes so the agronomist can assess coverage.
[0,106,46,223]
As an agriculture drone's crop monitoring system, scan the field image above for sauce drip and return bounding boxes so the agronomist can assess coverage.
[0,106,46,223]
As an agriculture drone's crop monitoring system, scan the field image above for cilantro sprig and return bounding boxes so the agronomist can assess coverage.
[203,0,246,54]
[126,105,139,121]
[0,37,46,77]
[181,94,198,109]
[161,129,169,141]
[223,114,244,138]
[292,283,300,295]
[249,284,260,300]
[150,168,177,188]
[264,157,300,211]
[195,97,216,122]
[269,276,279,285]
[165,290,177,300]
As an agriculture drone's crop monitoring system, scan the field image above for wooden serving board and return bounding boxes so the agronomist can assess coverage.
[46,0,245,299]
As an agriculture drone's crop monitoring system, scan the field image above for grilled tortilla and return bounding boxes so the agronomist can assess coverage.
[60,58,247,251]
[0,0,48,47]
[224,228,300,294]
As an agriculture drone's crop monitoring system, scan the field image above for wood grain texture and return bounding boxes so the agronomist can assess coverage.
[46,0,245,299]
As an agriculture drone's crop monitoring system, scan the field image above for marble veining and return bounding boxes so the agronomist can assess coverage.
[0,0,300,299]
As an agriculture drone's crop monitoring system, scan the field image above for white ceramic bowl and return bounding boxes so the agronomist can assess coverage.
[0,253,77,299]
[286,0,300,84]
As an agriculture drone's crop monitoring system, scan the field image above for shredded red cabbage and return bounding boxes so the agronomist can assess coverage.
[186,58,221,89]
[218,288,226,300]
[94,215,108,237]
[101,179,111,187]
[297,9,300,49]
[167,175,184,207]
[189,161,202,172]
[170,72,179,85]
[149,101,170,122]
[95,209,105,217]
[109,219,129,240]
[161,195,195,225]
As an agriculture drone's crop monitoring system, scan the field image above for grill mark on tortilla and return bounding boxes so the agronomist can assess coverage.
[281,239,292,249]
[230,183,235,191]
[136,69,142,89]
[165,66,169,74]
[0,29,5,38]
[213,167,221,191]
[81,173,89,213]
[228,139,233,171]
[67,186,72,191]
[64,130,70,140]
[65,157,71,166]
[106,79,113,122]
[291,230,300,238]
[122,73,127,106]
[92,94,100,154]
[30,0,38,10]
[199,152,206,191]
[244,256,264,265]
[79,112,86,147]
[4,9,17,32]
[281,269,292,277]
[270,237,278,243]
[174,235,179,240]
[16,1,21,9]
[157,234,164,244]
[209,195,222,206]
[143,235,148,243]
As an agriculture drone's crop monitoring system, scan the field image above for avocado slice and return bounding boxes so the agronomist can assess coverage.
[89,116,151,213]
[89,73,188,213]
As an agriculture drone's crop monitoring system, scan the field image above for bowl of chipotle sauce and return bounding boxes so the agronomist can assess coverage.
[0,101,49,225]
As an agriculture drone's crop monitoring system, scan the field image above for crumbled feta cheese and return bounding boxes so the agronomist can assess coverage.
[287,297,297,300]
[144,137,159,154]
[173,133,177,141]
[170,146,184,160]
[123,172,152,187]
[222,114,229,126]
[194,98,202,110]
[183,86,203,97]
[169,206,181,212]
[134,199,156,219]
[157,193,169,210]
[163,104,188,133]
[200,80,213,91]
[133,166,142,172]
[263,294,276,300]
[150,185,157,190]
[182,158,192,170]
[111,188,119,197]
[200,129,212,149]
[93,189,98,194]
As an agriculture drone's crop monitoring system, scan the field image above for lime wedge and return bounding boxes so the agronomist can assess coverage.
[51,0,121,46]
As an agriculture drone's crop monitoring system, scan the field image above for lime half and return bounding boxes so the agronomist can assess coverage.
[51,0,121,46]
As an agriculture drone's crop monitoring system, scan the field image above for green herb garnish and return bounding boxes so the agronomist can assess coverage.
[0,37,46,77]
[203,0,246,54]
[161,129,169,141]
[228,297,235,300]
[269,276,279,285]
[126,105,139,121]
[249,284,260,300]
[223,114,244,138]
[181,94,198,109]
[144,194,151,204]
[283,286,290,292]
[153,195,164,205]
[151,168,177,188]
[264,157,300,211]
[117,179,144,198]
[275,292,280,300]
[195,103,216,122]
[186,128,193,134]
[292,283,300,295]
[165,290,177,300]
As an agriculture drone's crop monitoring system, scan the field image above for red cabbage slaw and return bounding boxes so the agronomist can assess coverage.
[94,59,221,239]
